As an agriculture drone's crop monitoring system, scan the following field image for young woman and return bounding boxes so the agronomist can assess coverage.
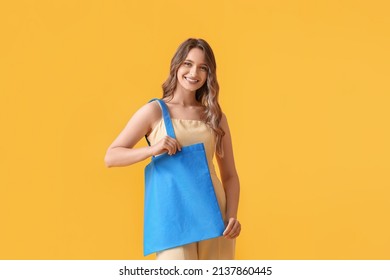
[104,38,241,260]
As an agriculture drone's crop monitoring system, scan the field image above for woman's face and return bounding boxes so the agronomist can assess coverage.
[176,47,209,93]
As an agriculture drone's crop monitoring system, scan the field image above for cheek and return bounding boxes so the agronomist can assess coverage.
[177,66,186,76]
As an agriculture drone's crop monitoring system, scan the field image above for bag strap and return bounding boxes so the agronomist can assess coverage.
[144,98,176,147]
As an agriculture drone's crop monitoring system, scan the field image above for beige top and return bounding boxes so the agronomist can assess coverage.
[146,108,227,220]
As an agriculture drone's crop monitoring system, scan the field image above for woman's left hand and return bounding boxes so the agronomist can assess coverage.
[223,217,241,239]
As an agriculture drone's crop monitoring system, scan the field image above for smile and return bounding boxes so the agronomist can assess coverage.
[184,76,199,83]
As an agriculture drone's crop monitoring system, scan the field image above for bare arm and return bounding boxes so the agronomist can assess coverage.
[104,101,181,167]
[216,113,241,239]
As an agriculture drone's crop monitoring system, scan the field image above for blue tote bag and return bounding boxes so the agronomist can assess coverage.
[143,98,225,256]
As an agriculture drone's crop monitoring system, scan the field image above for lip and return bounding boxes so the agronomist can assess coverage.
[184,76,199,82]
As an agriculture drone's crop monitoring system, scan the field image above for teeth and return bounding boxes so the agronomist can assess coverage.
[185,77,198,82]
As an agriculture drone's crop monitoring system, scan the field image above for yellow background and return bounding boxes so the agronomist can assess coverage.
[1,0,389,259]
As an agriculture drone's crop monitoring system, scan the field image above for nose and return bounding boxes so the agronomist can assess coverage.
[189,65,198,77]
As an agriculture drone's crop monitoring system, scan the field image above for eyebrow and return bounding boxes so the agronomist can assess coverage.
[184,59,208,66]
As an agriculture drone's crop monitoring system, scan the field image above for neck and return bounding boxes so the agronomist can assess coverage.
[169,88,199,106]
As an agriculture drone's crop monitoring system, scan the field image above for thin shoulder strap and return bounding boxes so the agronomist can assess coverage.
[144,98,176,146]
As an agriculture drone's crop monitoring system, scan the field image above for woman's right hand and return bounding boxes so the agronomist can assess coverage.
[150,136,182,156]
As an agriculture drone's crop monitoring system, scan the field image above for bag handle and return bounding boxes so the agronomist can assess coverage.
[144,98,176,147]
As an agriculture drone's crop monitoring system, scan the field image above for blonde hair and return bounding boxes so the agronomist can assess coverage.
[162,38,225,157]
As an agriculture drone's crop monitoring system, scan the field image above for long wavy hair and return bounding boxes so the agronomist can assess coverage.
[162,38,225,157]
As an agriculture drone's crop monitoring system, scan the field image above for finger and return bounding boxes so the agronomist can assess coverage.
[163,136,180,153]
[226,223,237,238]
[229,223,241,238]
[163,141,171,155]
[229,230,241,239]
[164,139,176,155]
[170,141,177,155]
[173,139,181,151]
[223,221,232,236]
[224,219,241,238]
[231,220,240,233]
[223,218,236,236]
[226,227,241,239]
[168,139,180,155]
[169,139,180,153]
[168,145,175,155]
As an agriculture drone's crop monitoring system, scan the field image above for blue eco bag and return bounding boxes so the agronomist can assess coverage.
[143,98,225,256]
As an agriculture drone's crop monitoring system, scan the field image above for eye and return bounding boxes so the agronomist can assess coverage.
[183,62,192,67]
[200,66,209,72]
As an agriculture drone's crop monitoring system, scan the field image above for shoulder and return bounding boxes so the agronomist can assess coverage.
[128,99,163,135]
[136,99,162,120]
